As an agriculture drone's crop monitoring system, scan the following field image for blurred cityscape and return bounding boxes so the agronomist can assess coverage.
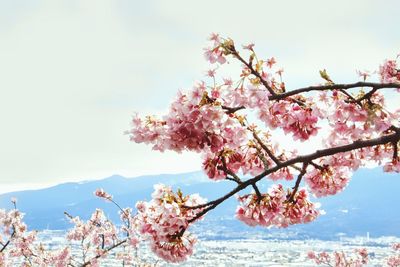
[38,230,399,266]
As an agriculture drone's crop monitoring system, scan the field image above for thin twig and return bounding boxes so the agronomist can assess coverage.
[220,157,242,183]
[251,130,281,165]
[310,161,325,171]
[0,226,16,252]
[231,50,276,96]
[288,163,309,203]
[355,87,379,104]
[80,240,127,267]
[225,176,242,184]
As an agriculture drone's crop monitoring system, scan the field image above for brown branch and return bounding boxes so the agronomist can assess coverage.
[109,199,131,229]
[355,87,379,104]
[251,130,281,165]
[64,211,73,220]
[270,82,400,101]
[231,50,276,96]
[221,105,246,114]
[225,176,242,184]
[254,146,269,170]
[187,127,400,222]
[393,141,399,160]
[339,89,357,102]
[220,157,242,183]
[218,82,399,116]
[288,163,309,203]
[187,181,249,223]
[0,226,16,252]
[0,240,11,253]
[101,234,105,250]
[252,183,262,201]
[310,161,325,171]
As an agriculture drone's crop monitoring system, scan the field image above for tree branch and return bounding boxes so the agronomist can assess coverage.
[270,82,400,101]
[0,226,15,253]
[221,105,246,114]
[252,183,262,201]
[251,130,281,165]
[220,157,242,183]
[80,239,127,267]
[288,162,308,203]
[187,127,400,222]
[217,82,400,116]
[231,50,276,96]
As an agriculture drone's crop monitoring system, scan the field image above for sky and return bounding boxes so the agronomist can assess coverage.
[0,0,399,193]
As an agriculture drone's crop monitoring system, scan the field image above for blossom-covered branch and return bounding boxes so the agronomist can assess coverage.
[126,33,400,262]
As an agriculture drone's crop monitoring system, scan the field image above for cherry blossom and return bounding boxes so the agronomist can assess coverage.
[308,248,368,267]
[384,158,400,173]
[135,184,206,262]
[94,188,113,200]
[236,185,320,228]
[305,166,350,197]
[385,243,400,267]
[380,59,400,84]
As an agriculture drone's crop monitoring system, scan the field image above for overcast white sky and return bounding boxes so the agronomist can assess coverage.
[0,0,399,193]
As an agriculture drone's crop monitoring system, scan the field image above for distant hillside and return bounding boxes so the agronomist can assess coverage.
[0,168,399,240]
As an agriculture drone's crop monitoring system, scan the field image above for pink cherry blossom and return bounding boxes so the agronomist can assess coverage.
[387,255,400,267]
[308,248,369,267]
[379,59,400,84]
[135,184,206,262]
[384,157,400,173]
[305,166,350,197]
[236,185,320,228]
[94,188,113,200]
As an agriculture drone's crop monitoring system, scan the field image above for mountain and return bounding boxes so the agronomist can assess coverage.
[0,168,399,240]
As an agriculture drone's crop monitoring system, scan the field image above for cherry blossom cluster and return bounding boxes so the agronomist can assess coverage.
[387,243,400,267]
[384,156,400,173]
[66,209,118,263]
[323,90,398,149]
[128,89,247,154]
[236,184,320,228]
[0,204,72,267]
[305,166,350,197]
[308,248,369,267]
[380,58,400,85]
[128,34,400,185]
[135,184,206,263]
[262,100,320,141]
[125,34,400,264]
[0,195,155,266]
[202,146,266,180]
[94,188,113,200]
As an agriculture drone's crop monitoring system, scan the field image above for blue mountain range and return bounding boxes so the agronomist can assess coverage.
[0,168,399,240]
